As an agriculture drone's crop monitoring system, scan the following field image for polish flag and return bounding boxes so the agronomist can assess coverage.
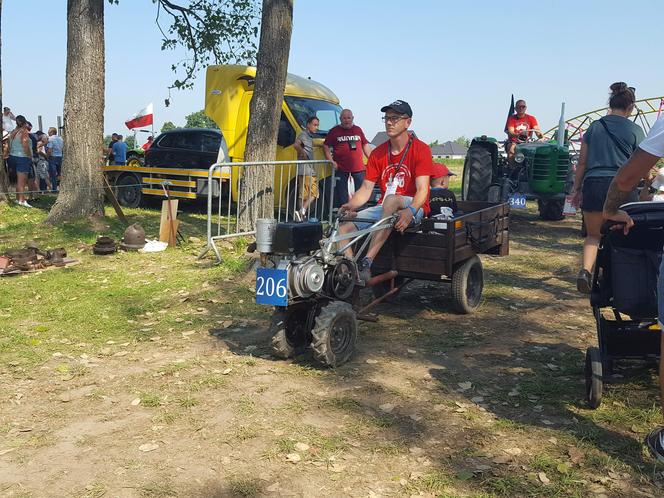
[125,103,154,130]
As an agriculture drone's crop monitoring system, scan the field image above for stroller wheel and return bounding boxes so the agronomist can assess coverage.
[585,347,603,409]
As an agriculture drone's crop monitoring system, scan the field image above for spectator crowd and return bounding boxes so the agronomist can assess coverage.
[2,106,64,208]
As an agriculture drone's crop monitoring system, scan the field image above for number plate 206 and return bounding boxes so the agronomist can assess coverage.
[255,268,288,306]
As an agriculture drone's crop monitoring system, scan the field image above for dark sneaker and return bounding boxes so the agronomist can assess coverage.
[646,427,664,463]
[357,257,373,285]
[576,269,592,294]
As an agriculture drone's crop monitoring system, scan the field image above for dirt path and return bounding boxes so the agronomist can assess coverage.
[1,209,663,497]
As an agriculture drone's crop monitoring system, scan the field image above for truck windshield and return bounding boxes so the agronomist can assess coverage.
[284,96,342,137]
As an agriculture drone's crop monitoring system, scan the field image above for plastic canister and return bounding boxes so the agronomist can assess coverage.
[255,218,278,253]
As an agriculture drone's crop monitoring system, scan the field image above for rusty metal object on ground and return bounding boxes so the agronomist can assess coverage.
[120,223,146,251]
[93,236,117,255]
[1,244,69,274]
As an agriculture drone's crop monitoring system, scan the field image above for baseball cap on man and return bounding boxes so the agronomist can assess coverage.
[380,100,412,117]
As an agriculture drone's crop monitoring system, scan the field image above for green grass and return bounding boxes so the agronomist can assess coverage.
[227,477,263,497]
[139,392,164,407]
[0,199,255,369]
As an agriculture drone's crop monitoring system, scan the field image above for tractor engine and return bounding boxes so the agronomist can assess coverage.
[255,220,356,302]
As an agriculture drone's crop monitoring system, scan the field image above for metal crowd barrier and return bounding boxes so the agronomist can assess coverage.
[199,159,336,262]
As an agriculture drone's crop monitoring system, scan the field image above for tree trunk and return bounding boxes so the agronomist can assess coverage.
[46,0,105,223]
[238,0,293,231]
[0,0,12,204]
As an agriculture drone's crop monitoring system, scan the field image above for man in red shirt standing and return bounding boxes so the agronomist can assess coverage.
[142,136,154,151]
[338,100,434,281]
[505,99,543,161]
[323,108,373,206]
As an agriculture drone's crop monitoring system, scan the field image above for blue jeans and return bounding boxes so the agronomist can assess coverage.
[352,195,424,230]
[8,156,32,174]
[335,170,365,207]
[48,156,62,191]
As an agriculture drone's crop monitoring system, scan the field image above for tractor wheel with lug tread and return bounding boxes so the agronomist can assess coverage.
[126,155,144,168]
[538,198,565,221]
[462,145,492,201]
[585,346,603,409]
[311,300,357,367]
[269,306,311,359]
[116,174,143,208]
[451,255,483,314]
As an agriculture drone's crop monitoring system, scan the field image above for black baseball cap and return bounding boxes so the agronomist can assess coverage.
[380,100,412,117]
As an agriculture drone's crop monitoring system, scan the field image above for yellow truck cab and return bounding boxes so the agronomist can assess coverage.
[104,65,341,208]
[205,64,342,202]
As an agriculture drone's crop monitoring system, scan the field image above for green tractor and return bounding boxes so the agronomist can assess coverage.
[462,105,574,220]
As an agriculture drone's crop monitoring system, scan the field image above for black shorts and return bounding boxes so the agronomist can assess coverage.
[581,176,637,212]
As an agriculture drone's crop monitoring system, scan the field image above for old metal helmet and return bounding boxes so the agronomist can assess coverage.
[122,223,146,250]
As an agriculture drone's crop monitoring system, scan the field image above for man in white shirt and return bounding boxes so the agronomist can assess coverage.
[603,115,664,462]
[2,107,15,132]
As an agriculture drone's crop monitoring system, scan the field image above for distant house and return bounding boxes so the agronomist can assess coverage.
[370,130,417,148]
[371,134,467,159]
[431,141,468,159]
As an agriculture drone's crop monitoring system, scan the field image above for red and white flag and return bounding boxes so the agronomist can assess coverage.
[125,103,153,130]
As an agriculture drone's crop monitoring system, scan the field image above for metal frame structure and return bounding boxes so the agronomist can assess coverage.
[199,159,335,262]
[543,96,664,151]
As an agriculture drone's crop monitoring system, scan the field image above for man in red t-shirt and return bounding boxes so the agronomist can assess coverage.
[505,99,543,161]
[141,136,154,151]
[337,100,434,281]
[323,108,373,206]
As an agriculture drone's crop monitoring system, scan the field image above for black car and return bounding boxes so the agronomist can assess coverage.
[112,128,227,208]
[145,128,225,170]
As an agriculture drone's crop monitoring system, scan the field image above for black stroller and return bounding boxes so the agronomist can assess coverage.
[586,202,664,408]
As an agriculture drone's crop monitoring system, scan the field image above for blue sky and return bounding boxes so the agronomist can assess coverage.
[2,0,663,144]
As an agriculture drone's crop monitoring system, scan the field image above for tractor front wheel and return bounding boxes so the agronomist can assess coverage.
[311,300,357,367]
[538,199,565,221]
[270,306,311,359]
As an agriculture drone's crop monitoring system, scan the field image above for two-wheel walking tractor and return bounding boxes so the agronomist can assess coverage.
[253,200,510,367]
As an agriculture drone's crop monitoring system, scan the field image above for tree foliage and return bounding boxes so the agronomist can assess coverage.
[453,135,470,148]
[184,110,218,129]
[124,134,136,149]
[108,0,261,90]
[161,121,177,132]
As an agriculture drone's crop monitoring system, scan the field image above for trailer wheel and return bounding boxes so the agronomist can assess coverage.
[462,145,492,201]
[451,256,483,313]
[269,307,311,359]
[116,174,142,208]
[538,199,565,221]
[585,346,603,409]
[311,300,357,367]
